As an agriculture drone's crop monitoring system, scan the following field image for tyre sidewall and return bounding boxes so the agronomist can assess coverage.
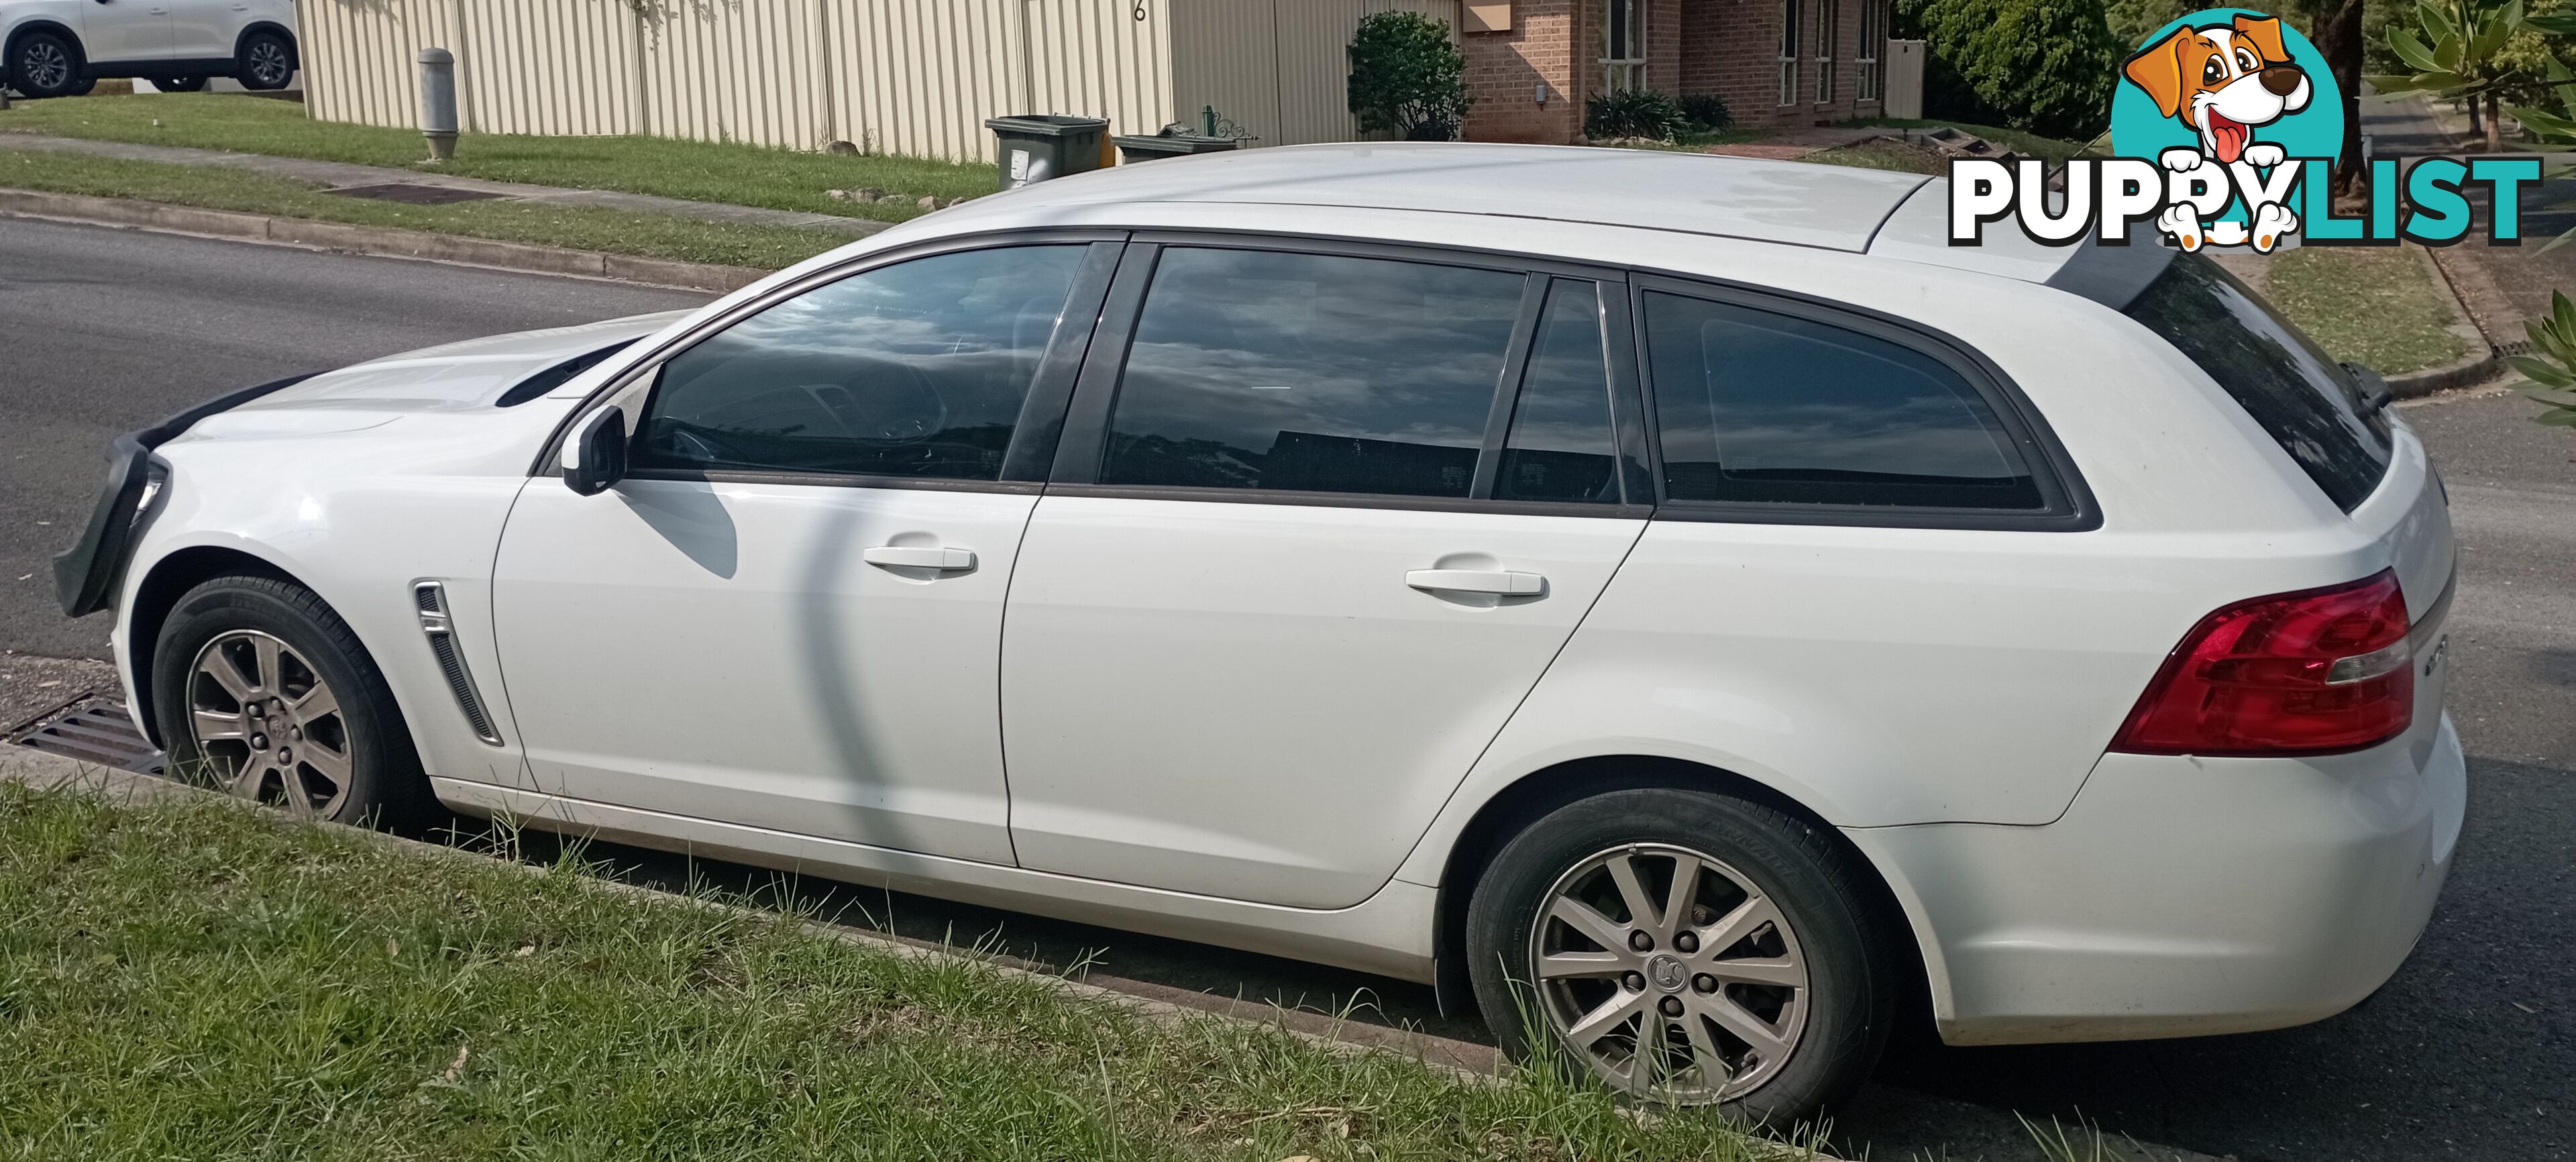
[151,578,423,827]
[9,32,81,99]
[1464,788,1892,1125]
[236,32,292,89]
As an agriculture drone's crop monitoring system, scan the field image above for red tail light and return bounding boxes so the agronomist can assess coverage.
[2111,570,2415,757]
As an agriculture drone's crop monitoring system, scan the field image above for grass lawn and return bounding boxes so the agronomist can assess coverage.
[0,780,1793,1162]
[2262,246,2471,374]
[1844,118,2101,164]
[0,147,851,271]
[0,93,997,224]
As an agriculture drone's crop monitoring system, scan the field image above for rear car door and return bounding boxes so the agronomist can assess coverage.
[1000,240,1652,908]
[492,240,1116,865]
[80,0,174,66]
[163,0,241,63]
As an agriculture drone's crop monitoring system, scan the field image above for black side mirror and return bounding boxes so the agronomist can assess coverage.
[561,407,628,495]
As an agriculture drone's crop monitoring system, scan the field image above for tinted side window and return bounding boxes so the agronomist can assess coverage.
[1643,292,2042,510]
[1099,248,1525,498]
[1496,279,1621,504]
[634,246,1085,480]
[2120,253,2392,512]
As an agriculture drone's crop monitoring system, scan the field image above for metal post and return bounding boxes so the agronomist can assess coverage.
[418,48,460,162]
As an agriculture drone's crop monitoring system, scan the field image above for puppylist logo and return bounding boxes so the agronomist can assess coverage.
[1949,7,2542,251]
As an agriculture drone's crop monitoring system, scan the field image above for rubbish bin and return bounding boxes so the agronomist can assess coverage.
[1111,131,1243,164]
[983,115,1109,189]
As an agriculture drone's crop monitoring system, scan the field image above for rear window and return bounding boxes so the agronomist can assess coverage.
[2119,254,2393,512]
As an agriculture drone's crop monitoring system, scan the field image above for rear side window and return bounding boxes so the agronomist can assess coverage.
[1642,292,2044,511]
[2120,254,2392,512]
[1098,248,1525,498]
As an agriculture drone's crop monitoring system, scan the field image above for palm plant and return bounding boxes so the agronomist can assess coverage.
[2502,290,2576,425]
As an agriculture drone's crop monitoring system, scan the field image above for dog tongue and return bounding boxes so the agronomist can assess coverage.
[2208,112,2247,164]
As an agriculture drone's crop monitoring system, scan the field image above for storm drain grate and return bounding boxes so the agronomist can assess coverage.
[328,182,513,205]
[11,700,164,775]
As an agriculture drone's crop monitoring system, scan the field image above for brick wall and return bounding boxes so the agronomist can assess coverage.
[1462,0,1880,142]
[1461,0,1583,143]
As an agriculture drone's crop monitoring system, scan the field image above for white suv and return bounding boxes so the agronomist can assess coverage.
[3,0,296,98]
[55,146,2463,1122]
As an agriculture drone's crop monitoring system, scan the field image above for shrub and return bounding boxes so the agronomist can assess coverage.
[1894,0,2119,140]
[1348,11,1470,141]
[1678,92,1733,132]
[1585,89,1689,141]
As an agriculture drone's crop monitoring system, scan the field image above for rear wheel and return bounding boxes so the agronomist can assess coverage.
[1464,788,1896,1125]
[152,575,429,829]
[147,75,209,93]
[7,30,83,99]
[235,30,295,90]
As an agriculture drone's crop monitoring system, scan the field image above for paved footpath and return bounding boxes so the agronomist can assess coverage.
[0,131,887,236]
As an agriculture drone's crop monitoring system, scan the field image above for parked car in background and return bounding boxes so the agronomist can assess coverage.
[53,145,2464,1123]
[2,0,295,98]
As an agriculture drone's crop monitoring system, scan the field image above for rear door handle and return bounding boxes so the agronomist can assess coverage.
[1405,568,1544,596]
[863,545,976,571]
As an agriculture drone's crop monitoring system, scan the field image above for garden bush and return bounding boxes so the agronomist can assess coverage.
[1348,11,1470,141]
[1585,88,1690,141]
[1895,0,2119,140]
[1678,92,1733,132]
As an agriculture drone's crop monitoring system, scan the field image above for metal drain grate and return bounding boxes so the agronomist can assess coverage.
[11,700,164,774]
[327,182,512,205]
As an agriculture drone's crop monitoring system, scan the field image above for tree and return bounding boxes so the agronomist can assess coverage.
[2501,291,2576,426]
[2373,0,2550,150]
[1347,11,1470,142]
[1897,0,2122,140]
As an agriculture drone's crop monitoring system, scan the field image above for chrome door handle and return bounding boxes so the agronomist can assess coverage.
[863,545,976,571]
[1406,568,1544,596]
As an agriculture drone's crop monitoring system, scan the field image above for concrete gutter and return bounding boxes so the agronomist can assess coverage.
[0,188,769,293]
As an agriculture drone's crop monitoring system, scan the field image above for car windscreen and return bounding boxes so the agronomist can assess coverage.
[2118,253,2393,512]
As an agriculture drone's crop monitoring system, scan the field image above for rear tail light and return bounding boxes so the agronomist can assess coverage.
[2111,569,2414,756]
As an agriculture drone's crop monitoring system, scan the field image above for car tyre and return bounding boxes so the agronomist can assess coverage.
[148,75,209,93]
[152,574,431,831]
[7,30,85,99]
[234,30,295,91]
[1464,787,1896,1126]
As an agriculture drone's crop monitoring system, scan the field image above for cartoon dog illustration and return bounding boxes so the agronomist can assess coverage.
[2123,14,2312,251]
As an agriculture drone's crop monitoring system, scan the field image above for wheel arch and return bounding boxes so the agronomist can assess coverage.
[1428,753,1947,1035]
[233,22,297,66]
[125,544,306,747]
[5,19,85,69]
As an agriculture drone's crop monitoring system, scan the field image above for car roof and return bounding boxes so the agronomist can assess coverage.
[973,142,1935,254]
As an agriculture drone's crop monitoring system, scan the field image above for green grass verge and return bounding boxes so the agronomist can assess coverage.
[0,781,1790,1162]
[0,146,851,271]
[1844,118,2101,164]
[2263,246,2471,375]
[0,93,997,224]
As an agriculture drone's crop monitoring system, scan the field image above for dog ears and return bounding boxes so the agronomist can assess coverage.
[2233,15,2290,63]
[2123,28,2194,118]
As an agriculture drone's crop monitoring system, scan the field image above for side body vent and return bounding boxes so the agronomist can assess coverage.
[413,581,504,746]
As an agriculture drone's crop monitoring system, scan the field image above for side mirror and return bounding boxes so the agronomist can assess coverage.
[561,407,628,496]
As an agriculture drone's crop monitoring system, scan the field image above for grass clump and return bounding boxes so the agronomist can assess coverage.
[0,93,996,223]
[0,146,851,270]
[0,780,1796,1161]
[2264,246,2470,375]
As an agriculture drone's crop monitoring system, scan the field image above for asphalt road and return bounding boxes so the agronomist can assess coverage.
[1,216,2569,1161]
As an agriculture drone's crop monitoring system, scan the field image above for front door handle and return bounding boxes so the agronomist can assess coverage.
[1406,568,1544,596]
[863,545,976,571]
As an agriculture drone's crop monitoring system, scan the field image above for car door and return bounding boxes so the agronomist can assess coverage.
[80,0,174,66]
[492,240,1117,865]
[163,0,241,63]
[1000,240,1652,909]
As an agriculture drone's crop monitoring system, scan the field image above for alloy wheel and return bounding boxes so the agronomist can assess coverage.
[1529,842,1811,1103]
[19,42,69,91]
[185,630,354,816]
[246,40,292,87]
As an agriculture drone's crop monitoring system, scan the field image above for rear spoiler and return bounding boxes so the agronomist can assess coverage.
[52,374,316,618]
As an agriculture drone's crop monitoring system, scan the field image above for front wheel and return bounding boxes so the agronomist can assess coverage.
[1464,788,1897,1125]
[152,575,430,829]
[235,30,296,91]
[7,30,84,99]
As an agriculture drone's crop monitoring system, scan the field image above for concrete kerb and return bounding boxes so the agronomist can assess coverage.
[2391,243,2513,398]
[0,188,767,294]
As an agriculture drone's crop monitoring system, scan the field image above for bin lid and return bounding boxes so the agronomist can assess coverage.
[985,115,1110,136]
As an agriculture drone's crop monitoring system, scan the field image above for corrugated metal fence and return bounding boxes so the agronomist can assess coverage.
[301,0,1458,163]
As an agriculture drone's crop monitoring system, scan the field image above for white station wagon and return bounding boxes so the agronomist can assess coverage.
[56,145,2463,1120]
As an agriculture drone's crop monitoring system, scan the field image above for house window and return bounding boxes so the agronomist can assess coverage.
[1857,0,1886,101]
[1778,0,1799,105]
[1814,0,1837,104]
[1603,0,1646,93]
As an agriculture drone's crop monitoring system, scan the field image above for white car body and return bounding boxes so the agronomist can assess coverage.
[2,0,294,87]
[90,145,2463,1051]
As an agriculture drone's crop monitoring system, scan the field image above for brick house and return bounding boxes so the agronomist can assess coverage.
[1459,0,1893,143]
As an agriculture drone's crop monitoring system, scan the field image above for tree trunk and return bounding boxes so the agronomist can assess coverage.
[2469,95,2484,141]
[2487,93,2504,150]
[2316,0,2366,194]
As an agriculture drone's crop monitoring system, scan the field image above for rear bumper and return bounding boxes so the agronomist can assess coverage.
[1862,712,2466,1045]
